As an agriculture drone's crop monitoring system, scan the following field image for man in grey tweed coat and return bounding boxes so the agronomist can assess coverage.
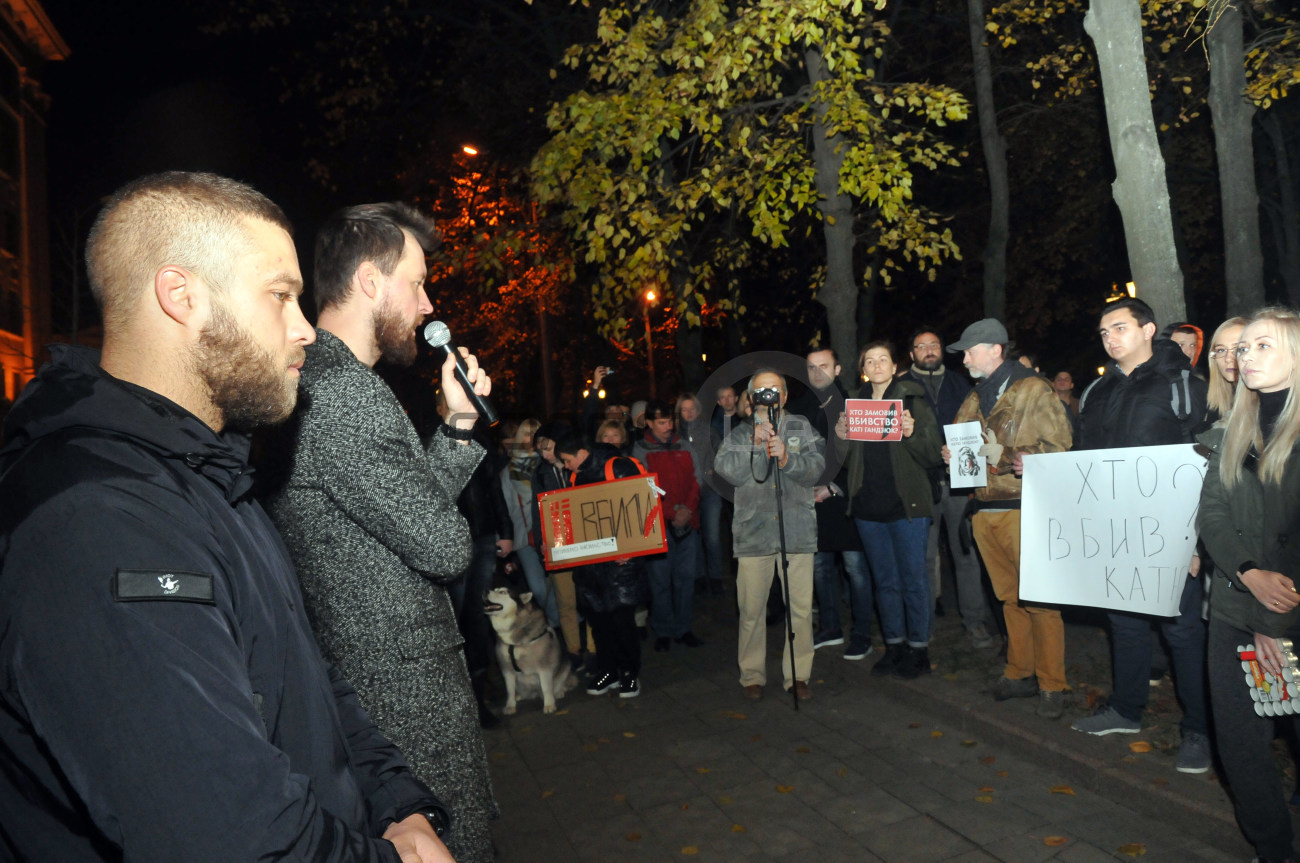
[264,202,498,862]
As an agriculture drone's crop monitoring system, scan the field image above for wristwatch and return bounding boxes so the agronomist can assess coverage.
[419,808,450,838]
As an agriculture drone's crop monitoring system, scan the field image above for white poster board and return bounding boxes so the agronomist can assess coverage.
[1019,444,1206,616]
[945,421,987,488]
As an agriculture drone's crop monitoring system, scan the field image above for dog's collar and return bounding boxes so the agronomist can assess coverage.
[508,628,554,673]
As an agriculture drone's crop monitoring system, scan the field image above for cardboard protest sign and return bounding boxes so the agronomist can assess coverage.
[537,474,667,569]
[945,421,987,488]
[1019,444,1206,616]
[844,399,903,441]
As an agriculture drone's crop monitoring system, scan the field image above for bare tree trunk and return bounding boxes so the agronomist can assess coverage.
[1207,0,1264,315]
[968,0,1010,321]
[1084,0,1186,326]
[805,48,860,391]
[1261,112,1300,304]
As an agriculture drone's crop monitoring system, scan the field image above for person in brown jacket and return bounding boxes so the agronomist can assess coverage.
[942,319,1073,719]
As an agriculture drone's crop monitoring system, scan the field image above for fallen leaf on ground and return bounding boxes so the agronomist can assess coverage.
[1043,836,1068,847]
[1128,741,1152,753]
[1118,842,1146,857]
[942,673,959,681]
[796,746,811,753]
[1050,785,1076,795]
[1150,778,1168,786]
[732,824,746,833]
[961,740,978,748]
[1120,756,1138,764]
[980,756,996,764]
[930,731,943,738]
[623,732,636,738]
[836,768,849,777]
[974,795,994,803]
[681,846,699,855]
[582,743,599,752]
[680,803,690,810]
[908,722,922,729]
[723,711,747,720]
[776,785,794,793]
[626,833,641,842]
[717,796,733,805]
[978,786,994,792]
[614,794,626,802]
[750,734,763,742]
[541,790,555,799]
[695,767,712,774]
[598,738,610,744]
[996,770,1009,777]
[555,709,569,715]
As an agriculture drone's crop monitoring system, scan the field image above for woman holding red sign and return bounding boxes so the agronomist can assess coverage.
[836,341,942,680]
[1198,308,1300,863]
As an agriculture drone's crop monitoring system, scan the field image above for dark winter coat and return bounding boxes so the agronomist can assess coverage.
[842,378,943,522]
[262,329,497,863]
[790,381,862,552]
[1077,338,1208,450]
[633,430,701,530]
[0,345,440,863]
[569,444,650,612]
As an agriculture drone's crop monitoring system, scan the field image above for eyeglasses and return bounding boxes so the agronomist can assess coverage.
[913,342,941,351]
[1208,348,1234,359]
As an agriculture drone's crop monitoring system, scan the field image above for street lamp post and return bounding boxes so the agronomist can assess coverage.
[644,289,657,400]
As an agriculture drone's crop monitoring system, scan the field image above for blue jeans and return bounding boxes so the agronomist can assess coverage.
[856,517,932,646]
[648,528,700,638]
[813,550,873,641]
[1107,574,1207,734]
[515,544,560,628]
[698,484,726,584]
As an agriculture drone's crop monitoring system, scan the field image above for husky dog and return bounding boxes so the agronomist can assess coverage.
[483,586,575,714]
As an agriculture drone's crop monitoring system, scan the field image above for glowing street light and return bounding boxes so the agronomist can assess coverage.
[462,145,479,156]
[644,288,658,399]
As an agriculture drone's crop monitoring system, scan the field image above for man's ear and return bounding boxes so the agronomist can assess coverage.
[155,265,203,325]
[1143,322,1158,341]
[356,260,382,302]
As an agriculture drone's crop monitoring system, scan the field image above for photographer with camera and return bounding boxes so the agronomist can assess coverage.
[715,371,825,702]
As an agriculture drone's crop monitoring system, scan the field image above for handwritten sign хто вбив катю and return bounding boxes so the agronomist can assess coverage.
[844,399,903,442]
[1018,444,1206,616]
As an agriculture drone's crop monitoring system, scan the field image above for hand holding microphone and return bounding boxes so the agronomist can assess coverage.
[423,321,498,427]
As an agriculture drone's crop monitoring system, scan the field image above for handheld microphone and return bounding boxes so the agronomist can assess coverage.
[423,321,500,427]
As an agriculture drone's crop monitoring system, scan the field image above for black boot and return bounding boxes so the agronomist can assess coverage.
[893,646,931,680]
[871,643,907,677]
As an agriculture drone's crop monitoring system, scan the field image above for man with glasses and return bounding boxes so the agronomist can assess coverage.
[903,327,996,649]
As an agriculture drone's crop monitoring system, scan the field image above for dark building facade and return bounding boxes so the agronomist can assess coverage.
[0,0,65,405]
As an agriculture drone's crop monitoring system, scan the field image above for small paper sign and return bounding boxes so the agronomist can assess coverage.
[945,421,987,488]
[844,399,903,441]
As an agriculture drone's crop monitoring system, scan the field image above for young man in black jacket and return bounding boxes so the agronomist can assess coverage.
[0,173,451,862]
[1070,297,1211,775]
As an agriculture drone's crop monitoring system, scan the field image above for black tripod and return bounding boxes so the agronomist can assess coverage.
[755,402,800,711]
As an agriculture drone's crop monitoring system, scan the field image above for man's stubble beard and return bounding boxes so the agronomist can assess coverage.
[193,301,302,432]
[374,297,419,366]
[913,355,943,372]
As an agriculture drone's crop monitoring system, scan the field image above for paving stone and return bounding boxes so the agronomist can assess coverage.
[858,813,978,863]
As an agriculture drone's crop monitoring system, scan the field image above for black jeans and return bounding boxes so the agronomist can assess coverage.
[448,535,499,680]
[1108,574,1208,734]
[1208,615,1296,859]
[587,605,641,678]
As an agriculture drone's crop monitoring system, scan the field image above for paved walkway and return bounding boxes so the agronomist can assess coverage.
[482,589,1266,862]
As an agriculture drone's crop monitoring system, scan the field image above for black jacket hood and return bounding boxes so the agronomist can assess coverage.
[2,344,254,501]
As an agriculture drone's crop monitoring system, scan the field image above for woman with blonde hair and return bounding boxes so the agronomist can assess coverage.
[1198,306,1300,862]
[1206,315,1248,422]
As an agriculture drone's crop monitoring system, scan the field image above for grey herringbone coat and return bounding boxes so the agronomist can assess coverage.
[264,329,498,862]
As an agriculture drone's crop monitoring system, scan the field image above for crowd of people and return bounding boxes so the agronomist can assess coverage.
[1,172,1299,862]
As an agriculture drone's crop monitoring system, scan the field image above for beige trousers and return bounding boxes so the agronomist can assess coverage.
[736,553,814,689]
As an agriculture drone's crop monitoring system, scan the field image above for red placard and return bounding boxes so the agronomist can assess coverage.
[844,399,904,441]
[536,474,668,569]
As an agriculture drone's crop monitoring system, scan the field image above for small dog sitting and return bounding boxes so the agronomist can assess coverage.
[483,586,575,715]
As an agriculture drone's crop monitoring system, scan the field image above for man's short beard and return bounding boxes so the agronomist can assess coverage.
[913,356,943,372]
[374,298,418,366]
[193,301,300,431]
[966,367,986,380]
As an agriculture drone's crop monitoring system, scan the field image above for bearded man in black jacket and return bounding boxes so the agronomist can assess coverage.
[0,173,451,862]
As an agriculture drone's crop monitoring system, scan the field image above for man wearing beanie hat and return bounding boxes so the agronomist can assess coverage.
[943,318,1073,719]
